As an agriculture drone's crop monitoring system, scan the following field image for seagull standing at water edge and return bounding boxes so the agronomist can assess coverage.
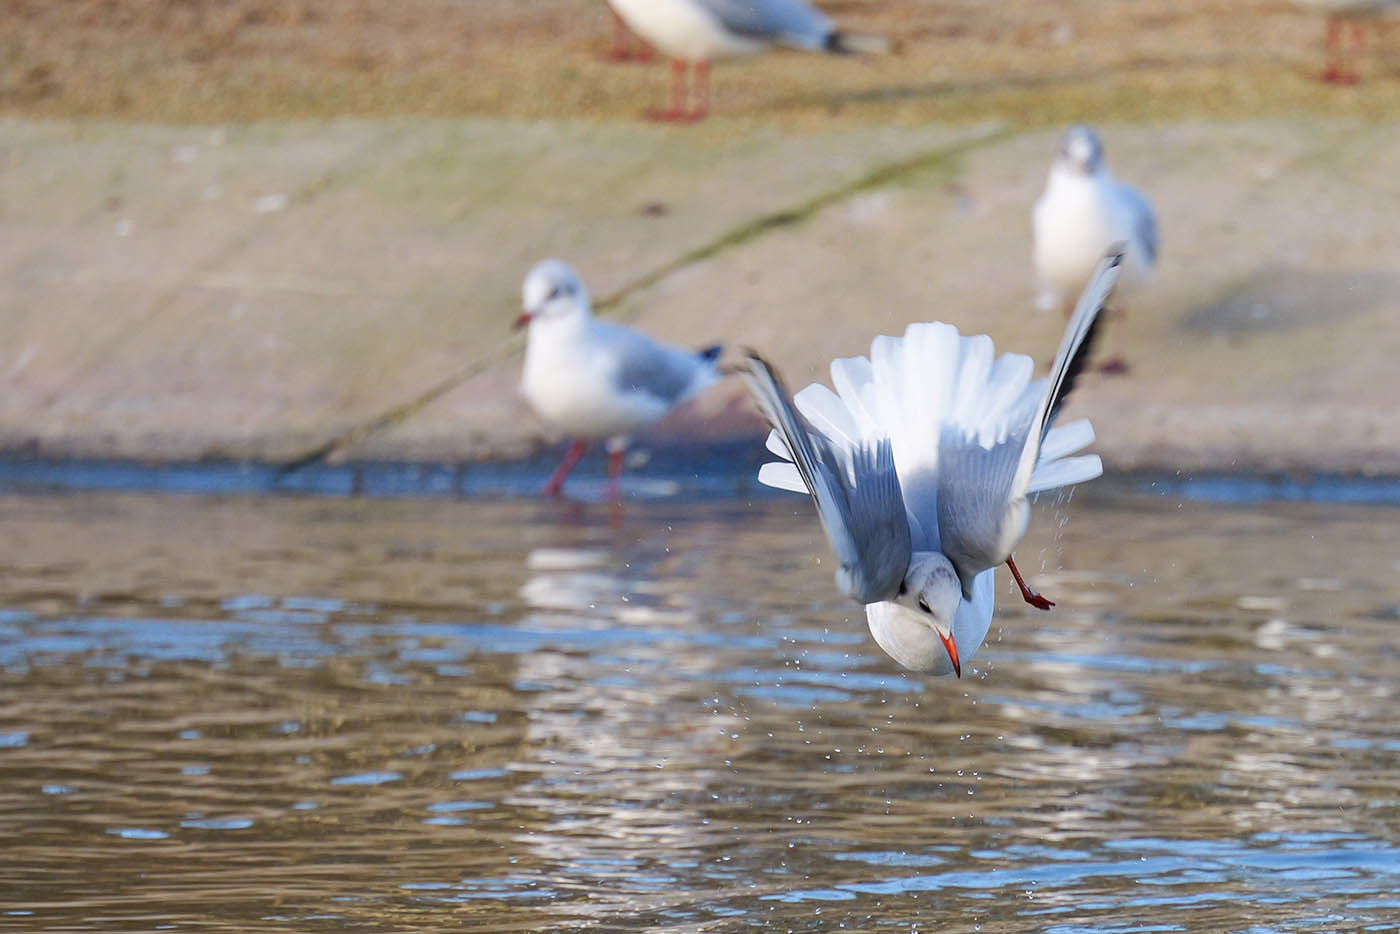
[517,260,723,499]
[606,0,887,121]
[742,250,1123,677]
[1033,126,1156,334]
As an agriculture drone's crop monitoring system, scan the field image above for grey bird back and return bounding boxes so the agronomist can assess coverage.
[694,0,833,45]
[609,329,707,405]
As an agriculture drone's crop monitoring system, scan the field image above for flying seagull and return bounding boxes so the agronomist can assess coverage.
[742,250,1123,676]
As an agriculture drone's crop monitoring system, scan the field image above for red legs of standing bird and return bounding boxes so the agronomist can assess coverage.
[606,448,626,502]
[1322,16,1364,84]
[604,10,654,63]
[1007,555,1054,611]
[692,60,710,118]
[544,440,588,497]
[646,59,710,122]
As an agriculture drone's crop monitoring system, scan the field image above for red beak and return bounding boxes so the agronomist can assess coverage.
[513,312,533,331]
[938,629,962,678]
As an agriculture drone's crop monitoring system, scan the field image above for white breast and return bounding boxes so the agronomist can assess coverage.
[1032,170,1151,308]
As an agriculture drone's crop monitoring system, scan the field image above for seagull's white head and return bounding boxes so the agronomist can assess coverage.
[1058,124,1104,176]
[517,259,591,330]
[872,551,965,676]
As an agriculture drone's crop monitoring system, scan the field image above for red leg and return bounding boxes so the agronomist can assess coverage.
[1323,17,1340,82]
[605,11,654,63]
[691,59,710,120]
[647,60,702,122]
[1007,555,1054,611]
[605,10,633,61]
[1322,16,1360,84]
[544,440,587,497]
[607,448,626,501]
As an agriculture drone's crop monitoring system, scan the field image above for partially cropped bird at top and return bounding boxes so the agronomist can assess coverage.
[516,260,723,499]
[1291,0,1399,83]
[742,250,1123,677]
[1033,125,1156,373]
[605,0,887,122]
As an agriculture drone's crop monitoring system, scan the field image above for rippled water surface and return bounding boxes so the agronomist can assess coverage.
[1,487,1399,932]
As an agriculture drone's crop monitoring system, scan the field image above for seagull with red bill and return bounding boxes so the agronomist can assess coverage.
[740,250,1123,677]
[516,260,723,500]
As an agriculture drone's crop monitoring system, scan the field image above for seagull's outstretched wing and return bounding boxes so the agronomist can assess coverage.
[742,352,910,605]
[1010,246,1123,495]
[935,248,1122,584]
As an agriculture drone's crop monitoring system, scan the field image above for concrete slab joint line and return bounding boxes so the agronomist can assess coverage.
[280,123,1011,473]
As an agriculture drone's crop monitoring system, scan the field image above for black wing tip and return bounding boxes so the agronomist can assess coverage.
[738,347,780,380]
[697,344,723,364]
[1046,277,1114,425]
[824,31,853,54]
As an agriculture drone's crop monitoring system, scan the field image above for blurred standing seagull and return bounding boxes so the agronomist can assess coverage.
[516,260,723,499]
[606,0,887,121]
[1292,0,1399,83]
[1033,126,1156,373]
[742,251,1123,677]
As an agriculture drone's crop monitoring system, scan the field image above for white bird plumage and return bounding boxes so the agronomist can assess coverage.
[605,0,886,121]
[1033,125,1157,321]
[744,251,1123,677]
[518,260,722,497]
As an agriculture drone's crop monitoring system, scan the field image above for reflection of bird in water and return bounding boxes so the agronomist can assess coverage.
[605,0,887,122]
[1033,125,1157,375]
[1291,0,1399,83]
[742,252,1122,678]
[516,260,723,500]
[605,6,654,63]
[507,546,734,899]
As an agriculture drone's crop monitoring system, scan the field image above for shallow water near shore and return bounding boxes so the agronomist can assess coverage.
[1,487,1398,932]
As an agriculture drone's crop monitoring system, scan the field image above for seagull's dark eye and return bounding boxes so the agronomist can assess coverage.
[547,286,562,301]
[917,598,931,614]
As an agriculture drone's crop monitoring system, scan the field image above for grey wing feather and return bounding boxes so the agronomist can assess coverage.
[741,353,910,605]
[842,439,914,602]
[693,0,833,44]
[1121,184,1158,264]
[935,426,1026,587]
[936,250,1122,585]
[609,328,708,406]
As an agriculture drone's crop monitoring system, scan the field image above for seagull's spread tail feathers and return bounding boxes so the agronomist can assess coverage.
[755,308,1105,533]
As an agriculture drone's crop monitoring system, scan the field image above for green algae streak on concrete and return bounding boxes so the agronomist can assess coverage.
[4,117,1400,473]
